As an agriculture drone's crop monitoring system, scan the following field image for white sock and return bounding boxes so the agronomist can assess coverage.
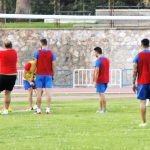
[4,109,8,113]
[37,108,41,113]
[46,107,50,112]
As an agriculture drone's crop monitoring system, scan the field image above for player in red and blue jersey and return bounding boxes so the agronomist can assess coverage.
[93,47,109,113]
[133,38,150,127]
[32,39,56,114]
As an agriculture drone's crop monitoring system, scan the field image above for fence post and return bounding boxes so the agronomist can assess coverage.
[120,69,124,88]
[73,69,75,88]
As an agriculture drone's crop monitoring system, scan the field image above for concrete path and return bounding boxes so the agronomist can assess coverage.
[5,87,136,101]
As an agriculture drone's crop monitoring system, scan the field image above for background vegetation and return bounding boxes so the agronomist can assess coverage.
[0,0,150,16]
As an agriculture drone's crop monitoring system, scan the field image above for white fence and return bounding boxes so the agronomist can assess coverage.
[15,70,24,87]
[73,69,123,88]
[15,69,132,88]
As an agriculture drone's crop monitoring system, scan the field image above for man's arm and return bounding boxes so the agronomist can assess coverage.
[52,61,56,77]
[31,59,37,80]
[23,69,28,80]
[133,63,138,84]
[132,63,138,93]
[94,67,99,83]
[93,59,101,87]
[51,52,56,78]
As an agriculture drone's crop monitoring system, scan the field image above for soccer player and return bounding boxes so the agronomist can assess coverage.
[0,40,17,115]
[93,47,109,113]
[32,38,56,114]
[133,38,150,127]
[23,59,37,111]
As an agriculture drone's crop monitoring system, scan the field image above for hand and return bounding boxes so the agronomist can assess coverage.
[30,81,35,89]
[132,84,137,93]
[30,81,34,86]
[31,73,34,80]
[52,76,54,81]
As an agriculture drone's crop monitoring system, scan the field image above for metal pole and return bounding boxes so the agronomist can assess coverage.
[109,0,114,28]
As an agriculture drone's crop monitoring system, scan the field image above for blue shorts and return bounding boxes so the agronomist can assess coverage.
[23,80,32,90]
[137,84,150,100]
[35,75,53,88]
[96,83,108,93]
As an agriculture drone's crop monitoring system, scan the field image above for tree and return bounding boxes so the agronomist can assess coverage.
[0,0,4,13]
[144,0,150,6]
[54,0,60,14]
[0,0,6,22]
[15,0,31,14]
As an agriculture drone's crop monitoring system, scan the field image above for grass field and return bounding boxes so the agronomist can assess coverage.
[0,22,74,29]
[0,22,96,29]
[0,98,150,150]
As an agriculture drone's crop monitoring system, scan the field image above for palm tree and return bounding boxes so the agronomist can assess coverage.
[15,0,31,14]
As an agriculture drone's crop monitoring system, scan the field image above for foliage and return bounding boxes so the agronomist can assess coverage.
[3,0,149,15]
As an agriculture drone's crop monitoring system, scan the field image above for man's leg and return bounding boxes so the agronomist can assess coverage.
[27,88,33,110]
[36,88,42,113]
[4,90,11,109]
[99,93,106,111]
[45,88,51,113]
[139,100,146,124]
[2,90,11,114]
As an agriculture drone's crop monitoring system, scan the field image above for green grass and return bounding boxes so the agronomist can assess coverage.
[0,93,98,98]
[0,22,74,29]
[0,98,150,150]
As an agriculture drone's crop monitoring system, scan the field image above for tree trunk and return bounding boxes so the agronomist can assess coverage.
[0,0,4,13]
[144,0,150,6]
[15,0,31,14]
[54,0,60,15]
[0,0,5,22]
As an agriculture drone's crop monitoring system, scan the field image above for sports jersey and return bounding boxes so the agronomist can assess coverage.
[23,60,36,81]
[0,49,17,74]
[133,50,150,84]
[34,49,56,76]
[95,56,109,84]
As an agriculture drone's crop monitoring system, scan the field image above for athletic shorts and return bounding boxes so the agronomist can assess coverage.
[96,83,108,93]
[137,84,150,100]
[35,75,52,88]
[0,75,17,92]
[23,80,36,90]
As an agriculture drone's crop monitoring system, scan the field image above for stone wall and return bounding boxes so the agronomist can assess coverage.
[0,29,150,70]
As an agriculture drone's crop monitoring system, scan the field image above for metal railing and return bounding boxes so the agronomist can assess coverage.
[15,69,73,87]
[15,69,133,88]
[15,70,24,87]
[73,69,132,88]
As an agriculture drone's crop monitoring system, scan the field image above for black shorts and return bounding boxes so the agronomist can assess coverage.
[0,75,17,92]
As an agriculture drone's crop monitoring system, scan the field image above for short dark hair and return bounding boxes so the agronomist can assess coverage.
[40,38,47,46]
[4,41,12,48]
[94,47,102,54]
[141,38,149,47]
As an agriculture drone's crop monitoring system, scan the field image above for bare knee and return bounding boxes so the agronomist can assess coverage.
[4,90,11,95]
